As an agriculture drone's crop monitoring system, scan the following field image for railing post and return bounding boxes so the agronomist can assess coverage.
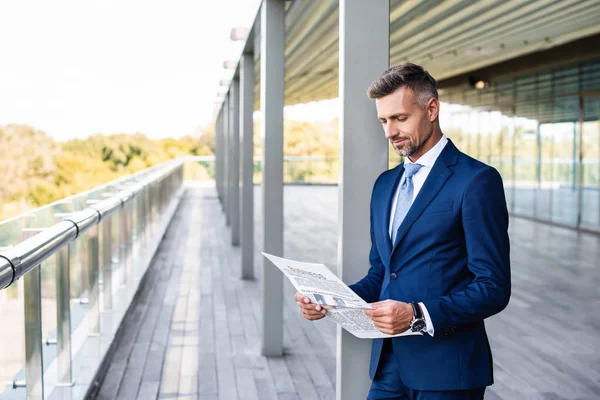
[138,186,147,253]
[145,185,151,242]
[76,195,89,302]
[87,224,101,336]
[126,198,133,281]
[102,216,113,310]
[53,213,76,387]
[21,228,46,400]
[99,194,116,310]
[119,200,128,286]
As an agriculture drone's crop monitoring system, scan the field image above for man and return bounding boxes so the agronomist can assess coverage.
[295,63,511,399]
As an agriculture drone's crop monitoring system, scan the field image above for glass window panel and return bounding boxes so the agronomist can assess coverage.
[516,75,537,102]
[581,97,600,231]
[553,95,579,123]
[553,66,579,96]
[538,124,553,221]
[465,89,479,106]
[479,90,495,107]
[582,61,600,91]
[516,100,537,121]
[513,117,538,218]
[446,110,470,154]
[466,111,480,157]
[584,97,600,122]
[479,111,493,165]
[548,122,578,226]
[501,116,516,212]
[537,100,553,124]
[537,72,553,99]
[496,79,514,107]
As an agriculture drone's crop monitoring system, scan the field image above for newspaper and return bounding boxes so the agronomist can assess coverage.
[262,252,420,339]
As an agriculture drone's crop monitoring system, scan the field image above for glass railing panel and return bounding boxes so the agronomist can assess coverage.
[0,159,184,399]
[0,278,26,397]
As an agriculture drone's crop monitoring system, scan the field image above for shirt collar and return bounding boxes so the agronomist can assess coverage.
[404,134,448,169]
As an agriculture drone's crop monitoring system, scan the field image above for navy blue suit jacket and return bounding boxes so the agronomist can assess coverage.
[349,139,511,391]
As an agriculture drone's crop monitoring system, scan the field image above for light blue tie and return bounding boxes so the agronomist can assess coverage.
[380,163,423,300]
[390,163,423,245]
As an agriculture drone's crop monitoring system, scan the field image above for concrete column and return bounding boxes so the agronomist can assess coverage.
[241,53,255,280]
[225,94,231,224]
[260,0,285,357]
[216,110,222,205]
[219,109,225,208]
[231,79,241,246]
[337,1,389,399]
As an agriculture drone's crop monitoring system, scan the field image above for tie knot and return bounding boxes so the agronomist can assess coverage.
[403,163,423,179]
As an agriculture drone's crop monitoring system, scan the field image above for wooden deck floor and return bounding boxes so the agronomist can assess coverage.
[92,183,600,400]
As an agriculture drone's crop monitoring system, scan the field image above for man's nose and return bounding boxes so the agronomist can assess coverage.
[384,123,395,140]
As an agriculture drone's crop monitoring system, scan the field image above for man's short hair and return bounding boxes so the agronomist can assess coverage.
[367,63,438,108]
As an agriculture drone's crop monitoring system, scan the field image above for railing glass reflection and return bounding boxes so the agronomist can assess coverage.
[0,159,184,400]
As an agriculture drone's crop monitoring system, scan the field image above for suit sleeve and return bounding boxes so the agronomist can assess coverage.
[348,180,386,304]
[422,166,511,333]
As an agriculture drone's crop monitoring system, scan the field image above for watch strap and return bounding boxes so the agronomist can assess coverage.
[410,302,423,319]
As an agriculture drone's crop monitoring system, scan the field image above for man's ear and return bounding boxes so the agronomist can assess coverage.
[428,98,440,122]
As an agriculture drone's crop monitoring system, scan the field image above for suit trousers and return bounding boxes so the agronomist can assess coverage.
[367,340,486,400]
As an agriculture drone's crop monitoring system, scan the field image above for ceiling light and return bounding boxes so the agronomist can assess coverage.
[474,80,486,90]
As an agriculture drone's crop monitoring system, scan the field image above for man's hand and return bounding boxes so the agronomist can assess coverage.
[295,292,328,321]
[363,300,413,335]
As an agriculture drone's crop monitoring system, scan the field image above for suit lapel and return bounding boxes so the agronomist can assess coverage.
[380,164,404,257]
[391,140,459,255]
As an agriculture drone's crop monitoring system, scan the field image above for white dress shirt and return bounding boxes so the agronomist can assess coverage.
[388,134,448,337]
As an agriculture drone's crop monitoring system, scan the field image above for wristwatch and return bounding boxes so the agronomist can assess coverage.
[410,302,427,333]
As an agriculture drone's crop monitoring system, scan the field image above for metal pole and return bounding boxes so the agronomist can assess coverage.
[241,52,255,280]
[225,93,232,225]
[101,216,113,311]
[338,1,389,399]
[217,110,222,205]
[231,78,241,246]
[119,201,127,286]
[53,213,75,386]
[219,110,224,205]
[77,195,89,301]
[260,0,285,357]
[21,228,46,400]
[125,198,133,282]
[87,225,101,336]
[140,186,147,251]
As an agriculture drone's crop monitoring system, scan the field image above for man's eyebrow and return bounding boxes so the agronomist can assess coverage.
[379,113,409,120]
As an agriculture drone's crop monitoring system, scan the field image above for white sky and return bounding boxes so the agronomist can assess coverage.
[0,0,262,141]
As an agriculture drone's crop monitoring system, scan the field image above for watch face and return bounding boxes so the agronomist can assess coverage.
[411,319,426,332]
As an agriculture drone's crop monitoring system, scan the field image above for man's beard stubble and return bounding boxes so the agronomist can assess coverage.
[396,125,434,159]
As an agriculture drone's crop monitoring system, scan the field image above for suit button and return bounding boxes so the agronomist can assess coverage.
[390,273,397,280]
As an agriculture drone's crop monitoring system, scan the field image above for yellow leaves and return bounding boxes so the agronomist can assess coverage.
[0,125,203,221]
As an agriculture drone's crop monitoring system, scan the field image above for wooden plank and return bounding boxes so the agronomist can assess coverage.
[91,185,600,400]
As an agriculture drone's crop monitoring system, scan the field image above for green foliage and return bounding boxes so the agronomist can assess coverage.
[0,124,214,221]
[0,118,346,221]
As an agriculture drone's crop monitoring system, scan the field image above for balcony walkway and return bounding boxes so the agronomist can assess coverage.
[91,183,600,400]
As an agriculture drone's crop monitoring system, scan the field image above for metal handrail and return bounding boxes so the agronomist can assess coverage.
[0,159,183,290]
